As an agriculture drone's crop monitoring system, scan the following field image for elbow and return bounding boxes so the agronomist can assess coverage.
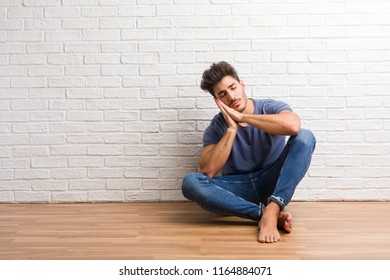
[280,112,301,136]
[199,163,219,178]
[200,168,216,179]
[282,120,300,136]
[289,123,301,136]
[288,114,301,136]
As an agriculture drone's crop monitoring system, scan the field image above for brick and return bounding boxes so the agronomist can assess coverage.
[0,19,23,30]
[25,19,61,30]
[67,110,103,121]
[141,132,177,144]
[32,180,67,191]
[137,18,172,28]
[15,169,50,179]
[0,181,31,191]
[1,159,30,169]
[124,145,159,156]
[28,65,63,76]
[118,6,155,16]
[8,7,44,18]
[30,134,65,145]
[178,133,203,144]
[104,88,139,99]
[63,18,98,29]
[0,43,25,54]
[87,145,123,156]
[87,100,122,110]
[124,190,160,202]
[123,77,159,87]
[0,169,13,180]
[88,168,123,179]
[161,115,191,131]
[140,64,176,76]
[7,31,42,42]
[82,7,116,17]
[0,112,28,122]
[100,18,135,29]
[67,135,100,145]
[51,169,87,179]
[10,54,45,65]
[45,7,80,18]
[14,146,49,157]
[121,30,156,40]
[138,41,174,53]
[46,31,81,42]
[15,191,50,203]
[69,179,105,190]
[13,123,48,133]
[88,191,125,202]
[65,66,100,76]
[67,88,102,99]
[52,192,88,203]
[68,157,104,167]
[0,147,12,158]
[86,122,122,133]
[160,98,195,109]
[124,168,159,179]
[143,179,177,190]
[105,156,140,167]
[48,78,84,88]
[51,145,86,156]
[11,77,45,88]
[104,111,139,122]
[47,54,83,65]
[124,122,158,133]
[106,179,141,190]
[104,133,140,144]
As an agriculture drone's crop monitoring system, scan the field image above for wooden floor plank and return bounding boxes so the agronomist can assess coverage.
[0,202,389,260]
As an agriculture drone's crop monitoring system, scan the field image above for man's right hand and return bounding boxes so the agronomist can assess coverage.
[215,98,238,131]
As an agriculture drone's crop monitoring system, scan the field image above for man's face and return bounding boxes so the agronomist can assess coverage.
[213,75,248,113]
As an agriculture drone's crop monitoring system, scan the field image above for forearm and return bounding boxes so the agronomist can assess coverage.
[241,111,301,136]
[199,128,237,178]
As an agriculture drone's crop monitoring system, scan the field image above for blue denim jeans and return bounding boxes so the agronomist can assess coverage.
[181,129,316,222]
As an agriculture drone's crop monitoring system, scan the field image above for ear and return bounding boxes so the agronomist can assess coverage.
[239,80,245,88]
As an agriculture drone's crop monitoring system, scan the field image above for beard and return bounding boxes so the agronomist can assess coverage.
[230,97,247,113]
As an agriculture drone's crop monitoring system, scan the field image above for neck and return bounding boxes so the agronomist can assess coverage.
[238,98,254,127]
[242,98,254,115]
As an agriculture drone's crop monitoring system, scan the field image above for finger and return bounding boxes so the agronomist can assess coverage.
[215,99,228,115]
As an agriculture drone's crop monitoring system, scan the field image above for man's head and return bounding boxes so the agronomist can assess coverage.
[200,61,240,97]
[201,61,249,113]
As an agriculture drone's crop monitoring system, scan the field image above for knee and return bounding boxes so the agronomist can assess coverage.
[181,172,201,200]
[292,129,316,151]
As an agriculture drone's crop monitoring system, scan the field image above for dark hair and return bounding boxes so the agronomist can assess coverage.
[200,61,240,97]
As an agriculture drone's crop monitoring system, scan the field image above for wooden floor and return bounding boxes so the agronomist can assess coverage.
[0,201,389,260]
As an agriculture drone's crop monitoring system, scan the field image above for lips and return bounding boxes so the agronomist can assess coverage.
[230,99,240,108]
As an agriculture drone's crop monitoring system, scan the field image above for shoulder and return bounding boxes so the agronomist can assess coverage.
[203,113,227,144]
[253,98,292,114]
[208,113,226,128]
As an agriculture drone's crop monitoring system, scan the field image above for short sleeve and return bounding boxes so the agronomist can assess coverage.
[202,114,227,146]
[263,99,292,114]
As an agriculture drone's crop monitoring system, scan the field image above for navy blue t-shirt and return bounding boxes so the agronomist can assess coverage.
[203,98,292,176]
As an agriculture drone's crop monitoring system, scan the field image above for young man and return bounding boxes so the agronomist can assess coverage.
[181,61,316,243]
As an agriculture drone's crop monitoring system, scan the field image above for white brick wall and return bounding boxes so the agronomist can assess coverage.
[1,0,389,203]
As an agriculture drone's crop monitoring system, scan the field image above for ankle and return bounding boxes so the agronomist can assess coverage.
[264,202,281,217]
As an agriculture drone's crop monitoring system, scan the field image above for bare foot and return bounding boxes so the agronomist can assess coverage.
[277,211,293,233]
[258,202,293,243]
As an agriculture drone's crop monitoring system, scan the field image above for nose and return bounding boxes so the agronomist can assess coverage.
[225,90,235,102]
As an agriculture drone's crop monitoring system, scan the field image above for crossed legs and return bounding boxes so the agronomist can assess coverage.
[181,129,316,243]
